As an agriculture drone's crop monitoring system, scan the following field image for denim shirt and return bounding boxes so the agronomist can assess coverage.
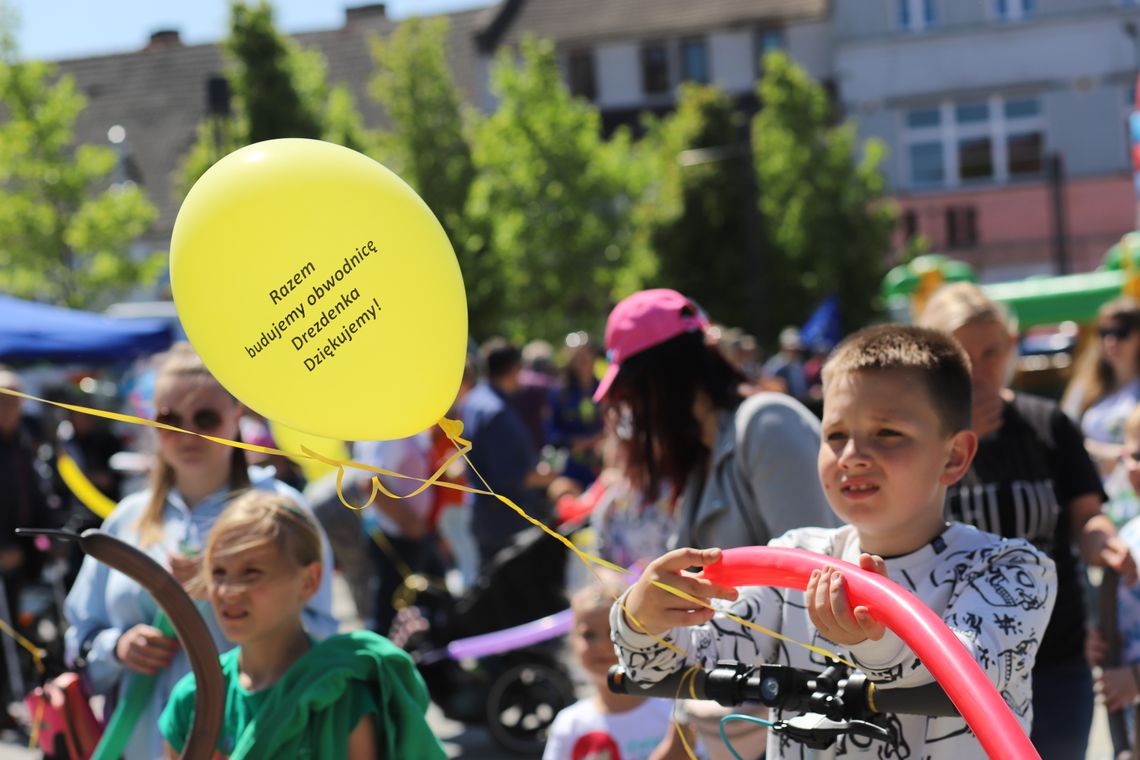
[63,467,339,760]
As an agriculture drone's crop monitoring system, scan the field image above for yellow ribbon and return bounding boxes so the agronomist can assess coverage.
[0,387,852,691]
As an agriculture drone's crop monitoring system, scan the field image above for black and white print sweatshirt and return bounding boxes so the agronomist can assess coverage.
[610,522,1057,759]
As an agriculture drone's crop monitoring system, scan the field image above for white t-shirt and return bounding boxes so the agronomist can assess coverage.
[611,523,1057,759]
[350,433,432,537]
[543,697,675,760]
[1081,378,1140,445]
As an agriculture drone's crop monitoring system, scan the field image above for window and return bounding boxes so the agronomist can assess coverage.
[902,95,1044,188]
[909,142,945,185]
[897,0,937,32]
[680,37,709,83]
[754,28,784,76]
[1007,132,1043,176]
[641,42,670,96]
[958,137,994,181]
[567,49,596,100]
[903,209,919,241]
[994,0,1034,21]
[946,206,979,249]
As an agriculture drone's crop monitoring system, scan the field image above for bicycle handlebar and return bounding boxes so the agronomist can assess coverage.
[607,660,960,721]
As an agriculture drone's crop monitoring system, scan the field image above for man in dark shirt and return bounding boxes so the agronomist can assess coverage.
[459,339,556,566]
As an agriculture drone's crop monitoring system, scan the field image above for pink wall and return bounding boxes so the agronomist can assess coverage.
[894,173,1137,276]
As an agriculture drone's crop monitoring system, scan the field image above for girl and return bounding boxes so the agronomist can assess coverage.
[1063,297,1140,475]
[64,343,338,760]
[594,288,837,759]
[160,490,444,759]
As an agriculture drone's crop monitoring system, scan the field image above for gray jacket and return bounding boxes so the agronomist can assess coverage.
[676,392,837,550]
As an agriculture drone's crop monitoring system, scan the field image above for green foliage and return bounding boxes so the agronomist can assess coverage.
[368,16,474,249]
[0,52,161,307]
[178,1,373,195]
[638,83,760,334]
[753,51,897,337]
[463,37,646,341]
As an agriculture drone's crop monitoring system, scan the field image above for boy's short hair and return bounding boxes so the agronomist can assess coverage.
[822,324,972,434]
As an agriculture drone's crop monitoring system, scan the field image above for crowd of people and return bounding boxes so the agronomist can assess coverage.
[5,286,1140,757]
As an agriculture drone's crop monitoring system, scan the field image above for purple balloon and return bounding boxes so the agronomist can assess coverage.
[447,608,574,660]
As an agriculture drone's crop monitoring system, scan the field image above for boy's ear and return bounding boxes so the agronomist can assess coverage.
[940,430,978,485]
[299,561,322,601]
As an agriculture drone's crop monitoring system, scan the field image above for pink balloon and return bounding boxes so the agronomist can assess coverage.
[701,546,1039,760]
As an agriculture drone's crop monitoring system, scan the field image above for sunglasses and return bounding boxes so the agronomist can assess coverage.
[154,407,225,433]
[1098,325,1134,340]
[1124,450,1140,463]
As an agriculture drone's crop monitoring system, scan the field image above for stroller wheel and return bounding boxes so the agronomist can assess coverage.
[485,659,575,755]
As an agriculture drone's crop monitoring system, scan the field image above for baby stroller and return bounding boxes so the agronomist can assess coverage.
[393,522,582,755]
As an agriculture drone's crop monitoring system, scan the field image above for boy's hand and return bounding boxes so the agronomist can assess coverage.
[622,548,740,637]
[807,555,887,647]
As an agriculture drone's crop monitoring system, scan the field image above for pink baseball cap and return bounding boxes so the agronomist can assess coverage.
[594,289,709,402]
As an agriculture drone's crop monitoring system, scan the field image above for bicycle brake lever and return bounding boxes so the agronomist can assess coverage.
[772,714,898,751]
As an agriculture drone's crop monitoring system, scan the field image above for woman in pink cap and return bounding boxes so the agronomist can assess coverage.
[594,288,836,759]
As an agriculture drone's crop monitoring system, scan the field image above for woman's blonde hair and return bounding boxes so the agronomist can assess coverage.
[205,490,322,570]
[137,342,248,546]
[916,281,1014,334]
[1063,297,1140,418]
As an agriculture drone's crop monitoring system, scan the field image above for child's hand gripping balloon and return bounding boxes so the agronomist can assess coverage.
[805,554,888,647]
[621,547,740,637]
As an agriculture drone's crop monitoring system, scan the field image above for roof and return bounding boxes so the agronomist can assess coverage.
[477,0,829,50]
[52,8,486,244]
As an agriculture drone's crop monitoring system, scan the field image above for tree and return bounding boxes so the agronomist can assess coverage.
[0,11,161,308]
[178,1,372,194]
[639,83,760,334]
[369,16,474,249]
[464,36,647,340]
[753,51,897,338]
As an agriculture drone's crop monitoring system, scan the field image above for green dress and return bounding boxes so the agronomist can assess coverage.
[159,630,445,759]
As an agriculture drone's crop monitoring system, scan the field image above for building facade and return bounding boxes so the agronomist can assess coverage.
[834,0,1140,279]
[37,0,1140,293]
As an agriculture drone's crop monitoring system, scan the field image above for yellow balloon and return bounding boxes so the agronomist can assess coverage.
[171,139,468,441]
[58,451,116,519]
[268,420,348,483]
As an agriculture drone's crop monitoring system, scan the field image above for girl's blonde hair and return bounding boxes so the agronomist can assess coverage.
[916,281,1015,334]
[205,490,322,570]
[137,342,248,546]
[1063,297,1140,419]
[570,571,628,620]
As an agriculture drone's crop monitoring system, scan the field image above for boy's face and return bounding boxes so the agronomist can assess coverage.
[1124,429,1140,493]
[570,605,618,685]
[818,369,976,556]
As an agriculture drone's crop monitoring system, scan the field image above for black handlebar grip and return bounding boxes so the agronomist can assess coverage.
[868,682,960,718]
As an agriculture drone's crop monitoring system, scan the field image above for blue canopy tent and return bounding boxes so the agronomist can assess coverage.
[0,295,174,362]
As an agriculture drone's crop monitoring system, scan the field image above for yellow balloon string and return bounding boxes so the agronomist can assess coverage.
[0,386,851,669]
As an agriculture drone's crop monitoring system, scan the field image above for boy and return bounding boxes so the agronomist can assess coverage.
[612,325,1058,758]
[544,576,695,760]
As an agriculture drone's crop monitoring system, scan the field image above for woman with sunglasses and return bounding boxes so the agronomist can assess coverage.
[63,342,338,760]
[1063,297,1140,479]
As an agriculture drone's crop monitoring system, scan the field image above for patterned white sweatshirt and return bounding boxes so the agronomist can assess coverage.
[610,522,1057,759]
